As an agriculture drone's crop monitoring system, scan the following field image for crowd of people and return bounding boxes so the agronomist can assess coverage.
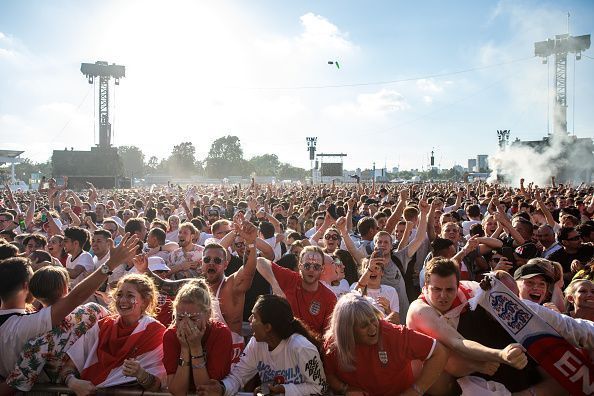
[2,176,594,395]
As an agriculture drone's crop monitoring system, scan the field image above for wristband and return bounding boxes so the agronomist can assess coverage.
[65,373,76,387]
[178,358,191,367]
[191,353,206,359]
[192,361,207,369]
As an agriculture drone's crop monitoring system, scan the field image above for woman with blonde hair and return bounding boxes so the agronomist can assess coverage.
[564,278,594,321]
[162,279,233,395]
[61,274,166,395]
[323,293,447,396]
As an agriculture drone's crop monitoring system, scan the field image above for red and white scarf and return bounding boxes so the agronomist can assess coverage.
[67,315,166,388]
[470,275,594,396]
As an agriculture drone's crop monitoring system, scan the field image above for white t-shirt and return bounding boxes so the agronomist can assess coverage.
[222,334,327,396]
[462,219,481,236]
[66,251,95,287]
[321,279,351,299]
[351,283,399,315]
[0,307,52,378]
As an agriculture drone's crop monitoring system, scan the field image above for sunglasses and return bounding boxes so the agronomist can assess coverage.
[324,234,339,241]
[203,256,224,265]
[301,262,323,271]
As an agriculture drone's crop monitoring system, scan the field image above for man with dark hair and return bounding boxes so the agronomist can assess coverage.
[462,204,482,237]
[356,216,379,255]
[0,236,138,383]
[577,223,594,243]
[549,226,594,283]
[535,224,561,258]
[407,258,531,393]
[63,226,95,287]
[23,234,47,256]
[124,217,147,241]
[0,229,17,243]
[0,242,19,260]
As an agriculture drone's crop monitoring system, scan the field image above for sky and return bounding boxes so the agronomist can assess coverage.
[1,0,594,172]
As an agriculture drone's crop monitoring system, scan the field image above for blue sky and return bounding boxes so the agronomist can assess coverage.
[1,0,593,171]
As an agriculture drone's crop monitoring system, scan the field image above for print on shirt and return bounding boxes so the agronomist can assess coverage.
[309,301,321,316]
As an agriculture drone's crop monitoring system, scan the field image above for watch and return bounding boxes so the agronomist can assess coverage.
[100,264,113,276]
[178,358,191,367]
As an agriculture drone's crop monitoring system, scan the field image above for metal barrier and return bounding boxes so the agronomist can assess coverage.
[29,383,253,396]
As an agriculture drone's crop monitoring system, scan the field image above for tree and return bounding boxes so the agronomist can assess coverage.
[248,154,281,176]
[1,158,52,184]
[277,162,307,179]
[145,156,160,174]
[118,146,145,178]
[205,135,244,178]
[168,142,199,177]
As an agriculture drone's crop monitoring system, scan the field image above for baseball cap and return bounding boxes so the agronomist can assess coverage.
[514,243,539,260]
[514,262,554,283]
[129,256,170,274]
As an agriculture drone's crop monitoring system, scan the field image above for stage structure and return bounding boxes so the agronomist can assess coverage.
[317,153,347,182]
[52,61,129,189]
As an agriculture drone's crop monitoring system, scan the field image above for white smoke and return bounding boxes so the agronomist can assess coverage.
[488,132,594,186]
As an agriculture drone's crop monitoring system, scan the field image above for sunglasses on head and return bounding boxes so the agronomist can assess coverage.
[324,234,339,241]
[301,262,323,271]
[203,256,224,264]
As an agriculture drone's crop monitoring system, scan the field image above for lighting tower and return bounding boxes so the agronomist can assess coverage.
[81,61,126,149]
[497,130,511,149]
[306,137,318,183]
[534,33,590,135]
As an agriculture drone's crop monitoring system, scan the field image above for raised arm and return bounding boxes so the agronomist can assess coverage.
[231,222,258,293]
[255,257,285,298]
[534,189,557,228]
[405,199,430,258]
[52,234,139,327]
[385,189,408,234]
[494,212,525,245]
[335,216,366,265]
[133,254,189,297]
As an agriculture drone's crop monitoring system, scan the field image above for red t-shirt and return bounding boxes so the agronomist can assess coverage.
[162,320,233,381]
[155,294,174,328]
[271,262,337,335]
[323,320,436,396]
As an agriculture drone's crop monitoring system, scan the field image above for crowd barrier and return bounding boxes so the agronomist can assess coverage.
[28,383,253,396]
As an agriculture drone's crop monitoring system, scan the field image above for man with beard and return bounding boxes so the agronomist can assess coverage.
[255,245,337,336]
[132,221,258,363]
[166,222,203,280]
[201,229,258,362]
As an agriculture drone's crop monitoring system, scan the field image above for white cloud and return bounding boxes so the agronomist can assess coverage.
[325,89,409,117]
[416,78,443,93]
[297,13,356,52]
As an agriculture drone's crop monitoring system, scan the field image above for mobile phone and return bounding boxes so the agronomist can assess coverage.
[500,247,516,264]
[98,281,108,293]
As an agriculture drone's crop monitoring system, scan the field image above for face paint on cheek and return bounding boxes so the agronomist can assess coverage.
[129,297,137,306]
